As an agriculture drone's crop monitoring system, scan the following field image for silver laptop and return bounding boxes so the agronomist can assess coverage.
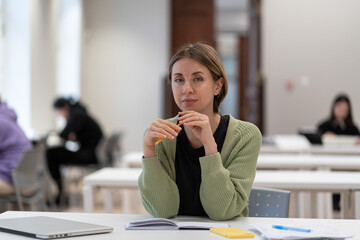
[0,216,113,239]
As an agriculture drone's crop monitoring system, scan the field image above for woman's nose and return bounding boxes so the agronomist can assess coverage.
[183,81,193,94]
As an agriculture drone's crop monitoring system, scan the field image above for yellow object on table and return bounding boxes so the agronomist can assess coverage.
[210,227,255,238]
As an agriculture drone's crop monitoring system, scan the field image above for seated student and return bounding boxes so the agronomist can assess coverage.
[318,93,360,143]
[317,93,360,211]
[138,43,262,221]
[46,97,103,204]
[0,98,32,195]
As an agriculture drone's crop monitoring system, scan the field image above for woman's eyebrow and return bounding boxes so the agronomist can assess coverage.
[173,72,183,76]
[172,71,204,76]
[192,71,204,75]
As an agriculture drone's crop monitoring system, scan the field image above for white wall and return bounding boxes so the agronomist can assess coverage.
[57,0,82,98]
[31,0,58,135]
[2,0,31,134]
[262,0,360,134]
[81,0,170,153]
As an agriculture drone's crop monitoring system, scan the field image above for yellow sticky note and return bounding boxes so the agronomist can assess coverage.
[210,227,255,238]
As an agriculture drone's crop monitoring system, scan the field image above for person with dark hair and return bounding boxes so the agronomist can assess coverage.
[138,43,262,220]
[317,93,360,211]
[46,97,103,204]
[0,99,32,195]
[318,94,360,136]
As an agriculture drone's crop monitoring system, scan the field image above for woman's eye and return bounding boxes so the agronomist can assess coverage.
[194,77,203,82]
[174,78,183,83]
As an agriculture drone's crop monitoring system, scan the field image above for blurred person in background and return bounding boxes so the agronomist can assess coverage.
[0,97,32,195]
[46,97,103,205]
[317,93,360,211]
[318,93,360,139]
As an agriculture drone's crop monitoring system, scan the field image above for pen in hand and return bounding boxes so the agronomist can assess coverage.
[156,123,182,144]
[272,225,311,233]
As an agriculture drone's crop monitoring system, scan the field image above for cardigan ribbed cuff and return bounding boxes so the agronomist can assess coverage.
[142,157,162,173]
[199,152,224,175]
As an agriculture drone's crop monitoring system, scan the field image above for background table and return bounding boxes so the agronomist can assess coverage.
[257,154,360,170]
[83,168,360,219]
[261,144,360,155]
[83,168,141,213]
[1,211,360,239]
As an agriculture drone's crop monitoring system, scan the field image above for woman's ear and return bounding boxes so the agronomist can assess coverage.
[214,78,224,96]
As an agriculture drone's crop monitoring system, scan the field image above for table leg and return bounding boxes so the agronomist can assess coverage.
[354,191,360,219]
[317,192,332,218]
[104,189,113,213]
[83,185,93,213]
[122,189,130,213]
[298,192,312,218]
[341,191,350,219]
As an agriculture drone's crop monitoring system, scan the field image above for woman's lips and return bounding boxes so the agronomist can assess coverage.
[182,99,197,105]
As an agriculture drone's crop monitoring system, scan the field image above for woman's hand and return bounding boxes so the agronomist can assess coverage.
[178,111,218,156]
[143,119,182,158]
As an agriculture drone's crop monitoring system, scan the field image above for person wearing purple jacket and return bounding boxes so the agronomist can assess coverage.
[0,99,32,195]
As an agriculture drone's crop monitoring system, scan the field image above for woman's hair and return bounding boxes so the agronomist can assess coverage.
[53,97,87,113]
[168,42,228,113]
[329,93,354,127]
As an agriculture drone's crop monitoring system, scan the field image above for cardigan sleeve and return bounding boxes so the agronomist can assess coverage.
[198,122,262,220]
[137,141,180,218]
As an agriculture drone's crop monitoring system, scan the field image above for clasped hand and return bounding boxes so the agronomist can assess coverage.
[143,110,217,158]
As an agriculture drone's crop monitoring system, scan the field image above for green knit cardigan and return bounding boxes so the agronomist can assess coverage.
[138,115,262,220]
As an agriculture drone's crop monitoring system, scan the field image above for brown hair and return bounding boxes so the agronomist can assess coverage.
[168,42,228,113]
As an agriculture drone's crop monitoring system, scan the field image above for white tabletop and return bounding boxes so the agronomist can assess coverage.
[257,154,360,170]
[84,168,360,192]
[254,170,360,190]
[0,211,360,239]
[261,144,360,155]
[84,168,141,187]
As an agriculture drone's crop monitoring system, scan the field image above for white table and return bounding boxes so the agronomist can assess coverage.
[261,144,360,155]
[257,154,360,170]
[122,149,360,170]
[83,168,141,213]
[1,211,360,239]
[254,170,360,219]
[121,151,143,168]
[83,168,360,219]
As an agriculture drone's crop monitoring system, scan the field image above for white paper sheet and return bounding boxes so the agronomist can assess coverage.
[249,223,353,240]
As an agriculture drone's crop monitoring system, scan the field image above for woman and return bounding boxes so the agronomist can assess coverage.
[318,94,360,137]
[46,97,103,204]
[138,43,262,221]
[317,94,360,210]
[0,99,32,195]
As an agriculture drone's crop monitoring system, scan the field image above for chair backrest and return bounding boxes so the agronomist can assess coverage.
[12,146,46,190]
[11,145,47,210]
[248,187,290,218]
[104,132,122,166]
[95,137,107,167]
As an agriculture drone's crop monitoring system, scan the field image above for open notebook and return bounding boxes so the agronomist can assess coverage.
[125,218,229,230]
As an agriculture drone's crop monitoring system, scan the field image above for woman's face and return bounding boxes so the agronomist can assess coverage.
[171,58,222,114]
[333,101,349,121]
[55,106,69,119]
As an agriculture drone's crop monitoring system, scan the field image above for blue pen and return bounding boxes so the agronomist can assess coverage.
[272,225,311,233]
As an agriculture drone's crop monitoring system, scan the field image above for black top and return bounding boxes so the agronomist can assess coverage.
[318,120,360,136]
[60,107,103,151]
[175,115,230,217]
